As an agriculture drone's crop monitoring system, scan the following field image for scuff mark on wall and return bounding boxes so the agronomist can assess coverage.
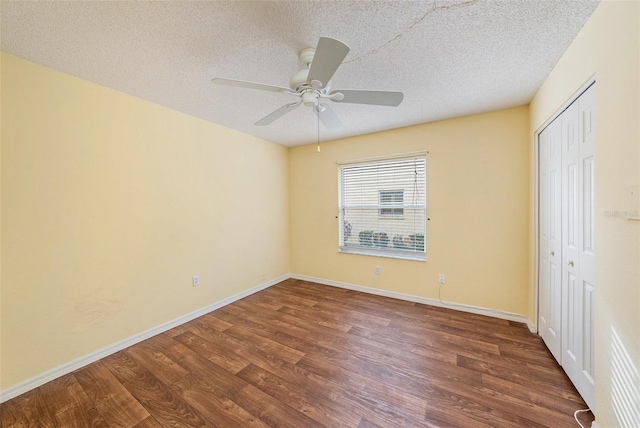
[70,297,123,334]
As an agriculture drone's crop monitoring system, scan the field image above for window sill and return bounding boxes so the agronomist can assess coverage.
[339,247,425,262]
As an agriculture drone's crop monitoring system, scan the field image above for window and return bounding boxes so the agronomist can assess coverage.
[338,154,426,261]
[379,190,404,217]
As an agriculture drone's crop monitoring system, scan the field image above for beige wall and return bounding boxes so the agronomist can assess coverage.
[289,106,531,315]
[529,1,639,425]
[0,54,290,389]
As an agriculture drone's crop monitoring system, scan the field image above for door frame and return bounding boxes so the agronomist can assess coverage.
[534,75,596,334]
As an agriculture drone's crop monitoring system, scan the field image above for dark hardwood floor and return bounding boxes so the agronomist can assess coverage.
[1,279,594,427]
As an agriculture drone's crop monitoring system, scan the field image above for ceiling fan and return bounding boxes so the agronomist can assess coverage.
[212,37,404,131]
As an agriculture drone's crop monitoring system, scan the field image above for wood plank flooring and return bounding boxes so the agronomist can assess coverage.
[1,279,595,427]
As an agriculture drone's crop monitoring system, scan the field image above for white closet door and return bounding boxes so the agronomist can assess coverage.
[561,98,581,378]
[538,124,550,352]
[578,84,596,409]
[539,83,596,410]
[539,117,563,363]
[562,84,596,410]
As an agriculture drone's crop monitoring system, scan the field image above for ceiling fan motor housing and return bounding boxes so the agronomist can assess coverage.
[290,47,326,92]
[289,68,311,92]
[301,90,318,107]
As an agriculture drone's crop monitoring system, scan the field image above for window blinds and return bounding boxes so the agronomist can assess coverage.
[338,155,426,260]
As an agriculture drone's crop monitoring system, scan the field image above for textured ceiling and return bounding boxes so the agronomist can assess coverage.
[1,0,599,147]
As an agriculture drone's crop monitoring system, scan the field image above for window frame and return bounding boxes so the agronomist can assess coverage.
[338,153,427,262]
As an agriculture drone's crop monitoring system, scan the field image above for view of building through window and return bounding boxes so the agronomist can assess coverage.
[379,190,404,217]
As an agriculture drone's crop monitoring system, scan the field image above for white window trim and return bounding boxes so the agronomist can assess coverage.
[338,154,427,262]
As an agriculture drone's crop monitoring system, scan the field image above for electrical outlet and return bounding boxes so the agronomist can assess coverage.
[375,266,381,275]
[438,274,445,284]
[192,275,200,287]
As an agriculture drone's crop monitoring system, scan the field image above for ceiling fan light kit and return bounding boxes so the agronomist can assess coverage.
[212,37,404,133]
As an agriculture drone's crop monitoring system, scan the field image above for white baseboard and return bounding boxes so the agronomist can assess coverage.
[1,272,536,403]
[527,319,537,334]
[290,273,532,326]
[0,274,289,403]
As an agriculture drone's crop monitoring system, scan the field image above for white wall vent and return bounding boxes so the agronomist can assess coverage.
[610,327,640,427]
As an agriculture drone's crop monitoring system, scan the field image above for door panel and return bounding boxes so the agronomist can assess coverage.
[562,98,583,399]
[583,280,595,381]
[575,85,596,409]
[548,119,563,362]
[539,118,562,363]
[583,156,595,254]
[538,128,550,345]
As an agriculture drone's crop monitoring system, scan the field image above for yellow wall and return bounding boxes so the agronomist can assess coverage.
[529,1,639,425]
[289,106,531,315]
[3,5,638,421]
[0,54,290,389]
[0,53,3,390]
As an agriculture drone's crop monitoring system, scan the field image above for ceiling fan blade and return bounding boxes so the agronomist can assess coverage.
[212,77,294,94]
[316,104,343,132]
[307,37,350,89]
[330,90,404,106]
[255,101,301,126]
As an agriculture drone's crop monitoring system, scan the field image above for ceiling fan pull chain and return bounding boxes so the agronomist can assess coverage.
[317,98,321,152]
